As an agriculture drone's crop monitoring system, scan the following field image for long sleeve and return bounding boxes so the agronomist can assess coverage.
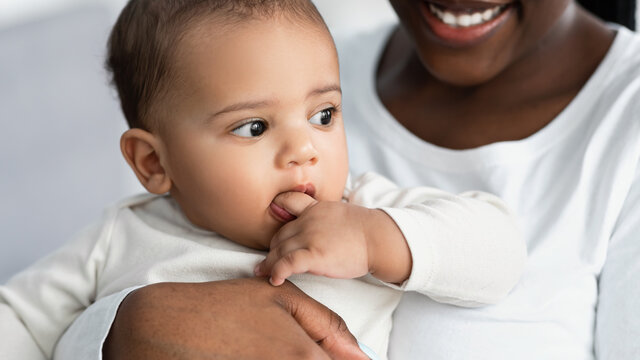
[346,172,526,307]
[0,219,108,359]
[0,307,46,360]
[54,286,141,360]
[595,161,640,359]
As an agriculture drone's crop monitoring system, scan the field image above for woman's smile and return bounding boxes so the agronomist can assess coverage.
[420,0,518,46]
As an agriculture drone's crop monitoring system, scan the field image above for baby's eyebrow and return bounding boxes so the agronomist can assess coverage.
[306,84,341,99]
[210,84,341,119]
[212,100,273,117]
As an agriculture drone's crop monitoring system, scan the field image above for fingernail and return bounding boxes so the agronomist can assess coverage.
[254,264,263,276]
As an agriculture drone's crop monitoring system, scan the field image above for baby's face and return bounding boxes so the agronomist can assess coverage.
[156,18,348,249]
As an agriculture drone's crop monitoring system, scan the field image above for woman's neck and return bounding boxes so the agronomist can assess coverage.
[376,5,615,149]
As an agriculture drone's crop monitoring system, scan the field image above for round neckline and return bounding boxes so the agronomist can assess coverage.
[358,23,627,172]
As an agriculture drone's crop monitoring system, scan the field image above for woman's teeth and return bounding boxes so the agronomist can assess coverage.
[428,3,506,27]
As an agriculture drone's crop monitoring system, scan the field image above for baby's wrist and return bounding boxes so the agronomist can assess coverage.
[364,209,412,284]
[362,208,383,274]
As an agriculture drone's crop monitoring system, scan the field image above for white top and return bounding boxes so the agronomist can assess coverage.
[0,172,524,359]
[337,23,640,359]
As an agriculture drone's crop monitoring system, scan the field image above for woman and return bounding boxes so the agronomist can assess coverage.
[56,0,640,358]
[339,0,639,358]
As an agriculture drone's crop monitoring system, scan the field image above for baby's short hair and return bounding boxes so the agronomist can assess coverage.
[106,0,328,130]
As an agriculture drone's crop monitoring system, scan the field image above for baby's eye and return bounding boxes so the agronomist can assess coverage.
[232,120,267,138]
[309,108,334,126]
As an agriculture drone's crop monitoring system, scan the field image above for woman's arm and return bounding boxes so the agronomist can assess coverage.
[56,278,368,360]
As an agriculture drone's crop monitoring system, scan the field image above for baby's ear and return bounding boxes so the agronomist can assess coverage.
[120,129,172,194]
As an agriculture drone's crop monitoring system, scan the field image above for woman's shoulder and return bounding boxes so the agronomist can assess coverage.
[576,26,640,122]
[600,26,640,82]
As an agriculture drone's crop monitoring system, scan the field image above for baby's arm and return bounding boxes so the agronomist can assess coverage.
[257,172,526,306]
[0,220,105,359]
[256,191,411,285]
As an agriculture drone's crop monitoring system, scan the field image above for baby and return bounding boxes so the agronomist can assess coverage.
[0,1,526,359]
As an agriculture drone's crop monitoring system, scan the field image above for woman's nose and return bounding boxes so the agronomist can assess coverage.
[275,128,319,168]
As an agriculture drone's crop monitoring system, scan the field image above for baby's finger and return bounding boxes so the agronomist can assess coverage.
[269,220,302,250]
[270,249,315,286]
[253,259,268,277]
[273,191,317,217]
[257,239,302,277]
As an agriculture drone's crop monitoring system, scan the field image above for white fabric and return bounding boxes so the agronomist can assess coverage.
[337,23,640,359]
[0,172,524,360]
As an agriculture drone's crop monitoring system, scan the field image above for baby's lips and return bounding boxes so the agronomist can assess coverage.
[294,183,316,198]
[272,191,318,218]
[269,201,297,223]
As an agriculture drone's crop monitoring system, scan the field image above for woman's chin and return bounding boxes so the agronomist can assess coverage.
[427,60,505,87]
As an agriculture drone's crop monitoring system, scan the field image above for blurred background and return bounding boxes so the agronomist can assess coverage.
[0,1,638,282]
[0,0,397,283]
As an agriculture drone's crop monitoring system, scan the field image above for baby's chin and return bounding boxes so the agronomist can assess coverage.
[224,223,282,251]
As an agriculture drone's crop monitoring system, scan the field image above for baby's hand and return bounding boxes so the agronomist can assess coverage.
[255,192,376,286]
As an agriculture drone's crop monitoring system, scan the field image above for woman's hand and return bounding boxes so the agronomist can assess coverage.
[103,278,368,360]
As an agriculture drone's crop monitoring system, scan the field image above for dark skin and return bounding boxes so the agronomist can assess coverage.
[104,278,368,360]
[380,0,614,149]
[104,1,615,358]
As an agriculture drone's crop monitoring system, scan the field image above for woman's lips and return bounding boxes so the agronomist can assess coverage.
[420,1,515,47]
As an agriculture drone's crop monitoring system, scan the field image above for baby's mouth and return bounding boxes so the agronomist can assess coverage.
[291,183,316,199]
[268,183,316,223]
[269,202,297,223]
[425,1,513,28]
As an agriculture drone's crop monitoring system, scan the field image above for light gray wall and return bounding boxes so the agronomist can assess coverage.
[0,5,142,283]
[0,0,397,30]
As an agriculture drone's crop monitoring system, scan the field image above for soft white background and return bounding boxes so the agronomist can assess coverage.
[0,1,637,282]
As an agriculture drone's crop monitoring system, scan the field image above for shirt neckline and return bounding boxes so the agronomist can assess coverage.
[359,23,629,172]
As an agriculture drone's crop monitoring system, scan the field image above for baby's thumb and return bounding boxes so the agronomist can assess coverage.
[273,191,317,217]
